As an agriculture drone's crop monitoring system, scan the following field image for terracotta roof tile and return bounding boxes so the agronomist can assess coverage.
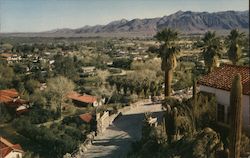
[0,137,23,157]
[67,92,97,104]
[198,64,250,95]
[0,95,13,103]
[0,89,28,110]
[0,53,13,58]
[79,113,93,123]
[0,147,13,157]
[0,89,18,99]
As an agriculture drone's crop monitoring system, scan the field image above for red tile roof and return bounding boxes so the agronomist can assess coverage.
[0,89,19,103]
[79,113,93,123]
[0,89,18,97]
[0,53,13,58]
[198,64,250,95]
[0,147,13,158]
[67,92,97,104]
[0,89,29,113]
[0,137,24,157]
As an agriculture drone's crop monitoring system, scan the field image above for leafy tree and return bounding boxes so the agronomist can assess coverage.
[1,43,13,51]
[46,76,75,117]
[197,31,222,73]
[135,81,143,96]
[30,90,47,107]
[142,80,150,97]
[155,28,180,97]
[192,128,223,158]
[129,80,135,94]
[122,79,129,95]
[0,63,14,89]
[226,29,245,65]
[115,78,123,93]
[54,55,79,81]
[25,79,40,94]
[13,63,27,74]
[150,81,158,97]
[113,58,132,69]
[0,103,12,123]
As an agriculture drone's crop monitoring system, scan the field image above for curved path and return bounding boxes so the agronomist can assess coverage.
[83,103,163,158]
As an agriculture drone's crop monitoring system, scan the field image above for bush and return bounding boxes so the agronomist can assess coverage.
[25,107,58,124]
[0,104,13,123]
[12,119,80,158]
[108,68,122,74]
[113,58,132,69]
[65,126,85,140]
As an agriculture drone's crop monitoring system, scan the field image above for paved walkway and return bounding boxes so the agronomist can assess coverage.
[82,103,164,158]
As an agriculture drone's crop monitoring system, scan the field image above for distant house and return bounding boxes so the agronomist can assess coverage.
[81,66,96,73]
[0,137,24,158]
[0,89,29,115]
[198,64,250,130]
[106,61,113,66]
[67,92,103,107]
[81,66,96,77]
[0,53,21,64]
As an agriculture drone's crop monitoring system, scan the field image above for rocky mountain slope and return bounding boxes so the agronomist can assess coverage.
[3,10,249,37]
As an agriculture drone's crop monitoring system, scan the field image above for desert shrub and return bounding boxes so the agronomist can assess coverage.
[192,128,222,158]
[108,68,122,74]
[173,71,193,90]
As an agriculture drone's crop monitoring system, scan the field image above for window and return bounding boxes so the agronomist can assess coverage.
[217,104,225,123]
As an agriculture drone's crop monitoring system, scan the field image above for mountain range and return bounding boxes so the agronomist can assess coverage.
[2,10,249,37]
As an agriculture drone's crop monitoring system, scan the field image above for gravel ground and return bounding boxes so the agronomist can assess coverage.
[82,103,164,158]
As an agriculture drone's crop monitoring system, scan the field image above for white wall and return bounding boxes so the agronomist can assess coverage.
[200,85,250,129]
[5,151,23,158]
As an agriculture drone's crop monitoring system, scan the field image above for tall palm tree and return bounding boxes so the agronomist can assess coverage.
[198,31,222,73]
[155,28,180,97]
[226,29,245,65]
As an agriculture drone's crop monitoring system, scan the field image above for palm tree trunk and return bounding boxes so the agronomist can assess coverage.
[165,69,172,97]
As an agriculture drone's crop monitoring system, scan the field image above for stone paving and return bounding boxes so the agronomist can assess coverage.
[82,103,163,158]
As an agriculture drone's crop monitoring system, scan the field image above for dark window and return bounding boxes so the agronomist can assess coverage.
[217,104,225,122]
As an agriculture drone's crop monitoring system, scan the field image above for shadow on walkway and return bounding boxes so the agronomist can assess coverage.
[87,110,164,158]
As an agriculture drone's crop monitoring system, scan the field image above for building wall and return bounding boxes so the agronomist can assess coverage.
[73,100,91,107]
[200,85,250,130]
[5,151,23,158]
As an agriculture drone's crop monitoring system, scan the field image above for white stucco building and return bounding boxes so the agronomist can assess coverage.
[198,64,250,130]
[0,137,24,158]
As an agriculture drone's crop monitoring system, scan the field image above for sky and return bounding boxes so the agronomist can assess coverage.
[0,0,248,33]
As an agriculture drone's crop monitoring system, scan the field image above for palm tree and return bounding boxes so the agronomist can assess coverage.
[122,78,129,95]
[226,29,245,65]
[155,28,179,97]
[142,79,150,98]
[198,31,222,73]
[150,81,158,97]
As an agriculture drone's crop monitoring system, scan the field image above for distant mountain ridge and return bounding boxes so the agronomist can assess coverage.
[2,10,249,37]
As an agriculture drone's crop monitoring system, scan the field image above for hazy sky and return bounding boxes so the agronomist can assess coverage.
[0,0,248,32]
